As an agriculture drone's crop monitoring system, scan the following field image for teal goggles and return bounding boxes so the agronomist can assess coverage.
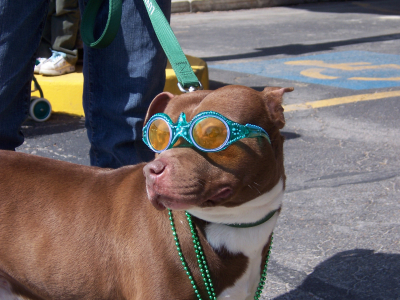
[142,111,271,153]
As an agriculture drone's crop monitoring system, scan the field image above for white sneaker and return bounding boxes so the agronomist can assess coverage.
[34,57,48,74]
[39,51,75,76]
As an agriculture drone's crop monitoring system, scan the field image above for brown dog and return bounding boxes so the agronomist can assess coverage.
[0,85,293,300]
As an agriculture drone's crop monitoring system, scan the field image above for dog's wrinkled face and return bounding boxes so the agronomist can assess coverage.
[143,85,292,211]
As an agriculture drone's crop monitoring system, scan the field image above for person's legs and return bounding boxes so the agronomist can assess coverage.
[0,0,49,150]
[51,0,80,65]
[79,0,171,168]
[36,1,54,60]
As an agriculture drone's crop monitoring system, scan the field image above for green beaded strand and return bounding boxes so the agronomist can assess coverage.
[168,210,203,299]
[186,212,217,300]
[168,209,273,300]
[254,234,273,300]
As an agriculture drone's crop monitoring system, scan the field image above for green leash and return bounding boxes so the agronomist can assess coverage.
[80,0,122,49]
[81,0,202,92]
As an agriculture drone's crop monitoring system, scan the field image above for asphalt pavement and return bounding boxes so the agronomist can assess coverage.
[18,0,400,299]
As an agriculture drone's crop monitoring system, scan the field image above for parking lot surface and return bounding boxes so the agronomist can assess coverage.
[18,1,400,298]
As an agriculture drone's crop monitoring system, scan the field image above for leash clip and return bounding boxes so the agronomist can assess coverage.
[178,81,203,93]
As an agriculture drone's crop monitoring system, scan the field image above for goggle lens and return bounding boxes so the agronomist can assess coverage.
[192,117,228,150]
[148,119,171,151]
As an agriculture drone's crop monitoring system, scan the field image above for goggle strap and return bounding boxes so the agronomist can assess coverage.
[245,124,271,144]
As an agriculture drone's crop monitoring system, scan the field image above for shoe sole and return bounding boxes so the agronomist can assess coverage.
[40,66,75,76]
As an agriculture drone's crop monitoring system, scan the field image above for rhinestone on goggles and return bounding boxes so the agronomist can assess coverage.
[148,118,171,151]
[191,117,228,150]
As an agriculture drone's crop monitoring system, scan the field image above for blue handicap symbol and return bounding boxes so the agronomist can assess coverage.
[210,51,400,90]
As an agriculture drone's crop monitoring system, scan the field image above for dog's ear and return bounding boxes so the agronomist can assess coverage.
[262,87,294,129]
[144,92,175,125]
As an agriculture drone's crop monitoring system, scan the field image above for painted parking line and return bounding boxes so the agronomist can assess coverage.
[211,51,400,90]
[284,90,400,112]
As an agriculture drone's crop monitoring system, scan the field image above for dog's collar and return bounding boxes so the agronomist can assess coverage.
[224,209,279,228]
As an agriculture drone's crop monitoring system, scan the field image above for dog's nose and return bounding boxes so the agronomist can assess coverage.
[143,160,167,179]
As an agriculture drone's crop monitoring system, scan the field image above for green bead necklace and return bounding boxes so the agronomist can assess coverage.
[168,209,273,300]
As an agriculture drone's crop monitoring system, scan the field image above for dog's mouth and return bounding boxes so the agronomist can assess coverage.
[200,187,233,207]
[147,184,233,211]
[144,157,234,211]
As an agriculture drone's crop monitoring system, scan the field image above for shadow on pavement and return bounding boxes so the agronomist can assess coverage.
[281,131,301,140]
[209,80,295,93]
[294,0,400,16]
[209,79,228,90]
[22,113,85,138]
[203,33,400,62]
[273,249,400,300]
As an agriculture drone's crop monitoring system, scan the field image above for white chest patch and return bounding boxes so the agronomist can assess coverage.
[187,180,284,300]
[0,277,22,300]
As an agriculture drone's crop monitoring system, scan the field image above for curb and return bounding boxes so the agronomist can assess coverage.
[31,55,209,117]
[172,0,341,13]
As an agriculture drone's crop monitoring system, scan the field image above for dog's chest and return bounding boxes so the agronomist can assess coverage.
[187,180,284,299]
[193,182,283,300]
[204,213,278,300]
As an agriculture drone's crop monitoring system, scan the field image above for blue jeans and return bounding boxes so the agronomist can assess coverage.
[0,0,49,151]
[0,0,170,168]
